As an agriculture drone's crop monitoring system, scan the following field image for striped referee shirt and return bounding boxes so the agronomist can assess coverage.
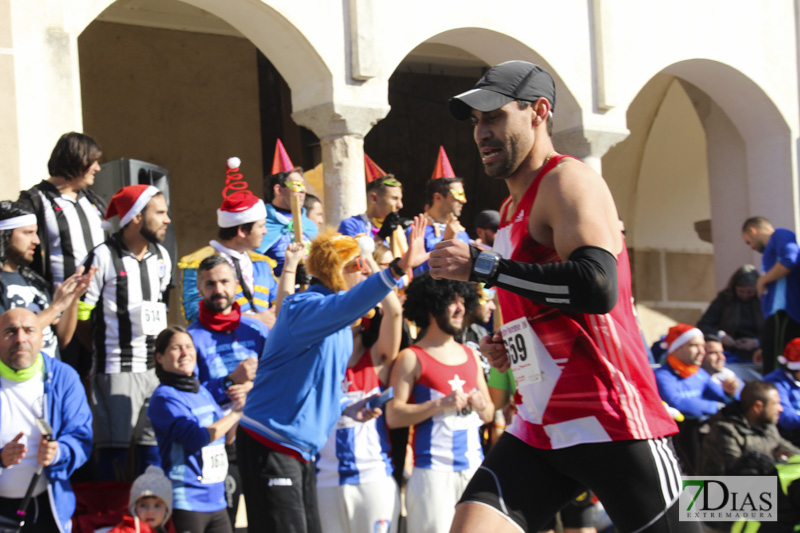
[82,235,172,374]
[35,184,106,285]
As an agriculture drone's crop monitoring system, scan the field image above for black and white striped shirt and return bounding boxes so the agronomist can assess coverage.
[23,182,106,286]
[82,235,172,374]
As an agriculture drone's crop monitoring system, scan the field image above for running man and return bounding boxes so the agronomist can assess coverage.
[429,61,693,532]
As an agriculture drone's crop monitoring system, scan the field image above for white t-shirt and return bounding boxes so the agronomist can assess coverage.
[0,375,48,498]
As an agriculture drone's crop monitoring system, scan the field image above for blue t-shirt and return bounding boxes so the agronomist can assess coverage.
[338,214,373,238]
[189,315,270,407]
[762,228,800,321]
[148,384,227,513]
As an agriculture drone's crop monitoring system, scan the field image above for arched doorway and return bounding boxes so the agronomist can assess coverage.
[604,60,792,337]
[366,28,582,234]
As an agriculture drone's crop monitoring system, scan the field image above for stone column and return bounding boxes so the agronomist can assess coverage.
[292,102,390,228]
[7,0,84,189]
[551,126,628,176]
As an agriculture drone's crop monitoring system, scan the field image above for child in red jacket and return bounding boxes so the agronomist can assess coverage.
[109,466,173,533]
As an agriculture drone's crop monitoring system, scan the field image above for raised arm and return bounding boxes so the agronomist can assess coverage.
[274,242,306,314]
[364,255,403,385]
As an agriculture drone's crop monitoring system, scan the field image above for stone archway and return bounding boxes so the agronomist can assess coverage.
[368,28,585,231]
[606,60,792,329]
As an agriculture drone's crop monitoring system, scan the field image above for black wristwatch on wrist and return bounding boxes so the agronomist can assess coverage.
[471,249,501,284]
[388,257,406,279]
[223,376,235,390]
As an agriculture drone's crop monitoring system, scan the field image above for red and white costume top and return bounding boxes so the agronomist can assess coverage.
[315,349,393,488]
[493,155,677,450]
[409,345,484,472]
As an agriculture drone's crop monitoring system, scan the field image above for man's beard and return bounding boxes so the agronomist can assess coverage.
[434,312,463,337]
[483,134,523,179]
[140,225,163,244]
[204,294,233,313]
[7,247,31,267]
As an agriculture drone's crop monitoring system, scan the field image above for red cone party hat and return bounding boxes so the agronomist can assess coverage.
[364,154,387,183]
[271,139,295,174]
[431,145,455,180]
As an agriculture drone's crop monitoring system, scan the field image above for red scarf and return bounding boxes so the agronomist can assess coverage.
[667,354,700,379]
[198,300,241,332]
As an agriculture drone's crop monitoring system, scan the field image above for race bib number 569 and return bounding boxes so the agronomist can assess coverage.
[500,317,543,385]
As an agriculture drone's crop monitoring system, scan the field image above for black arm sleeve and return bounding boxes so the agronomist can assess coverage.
[487,245,619,315]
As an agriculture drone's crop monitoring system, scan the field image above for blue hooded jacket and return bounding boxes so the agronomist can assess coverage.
[0,354,93,532]
[240,268,398,460]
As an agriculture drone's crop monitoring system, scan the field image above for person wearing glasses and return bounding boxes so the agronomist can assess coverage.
[237,217,427,532]
[256,145,319,276]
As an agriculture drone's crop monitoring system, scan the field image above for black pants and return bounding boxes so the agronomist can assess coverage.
[236,427,321,533]
[762,310,800,374]
[172,508,232,533]
[224,444,242,528]
[460,433,701,533]
[0,492,59,532]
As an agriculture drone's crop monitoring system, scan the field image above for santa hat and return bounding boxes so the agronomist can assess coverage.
[129,465,172,522]
[218,157,266,228]
[307,229,361,293]
[271,139,295,174]
[779,338,800,370]
[365,154,387,183]
[103,184,160,232]
[660,324,703,354]
[431,145,455,180]
[218,193,266,228]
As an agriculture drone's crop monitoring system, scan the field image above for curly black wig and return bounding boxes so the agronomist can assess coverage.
[403,273,479,331]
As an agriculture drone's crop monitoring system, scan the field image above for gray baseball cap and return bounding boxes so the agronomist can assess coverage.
[449,61,556,120]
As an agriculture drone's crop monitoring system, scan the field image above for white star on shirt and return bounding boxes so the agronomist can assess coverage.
[448,374,466,392]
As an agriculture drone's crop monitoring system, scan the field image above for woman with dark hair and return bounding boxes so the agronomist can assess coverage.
[18,132,107,375]
[0,200,93,357]
[18,132,107,289]
[147,326,242,533]
[698,264,764,362]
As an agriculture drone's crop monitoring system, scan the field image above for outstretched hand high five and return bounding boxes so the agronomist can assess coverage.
[396,215,428,273]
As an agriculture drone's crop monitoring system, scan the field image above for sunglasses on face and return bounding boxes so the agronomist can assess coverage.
[345,256,367,271]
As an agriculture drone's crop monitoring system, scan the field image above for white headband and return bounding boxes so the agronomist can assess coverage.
[0,214,37,231]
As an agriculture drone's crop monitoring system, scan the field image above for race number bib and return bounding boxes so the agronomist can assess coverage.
[442,407,479,431]
[140,302,167,336]
[201,443,228,484]
[500,317,543,386]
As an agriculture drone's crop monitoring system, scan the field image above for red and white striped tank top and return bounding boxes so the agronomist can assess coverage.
[494,154,677,450]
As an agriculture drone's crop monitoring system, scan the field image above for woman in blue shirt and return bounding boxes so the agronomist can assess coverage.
[148,326,244,533]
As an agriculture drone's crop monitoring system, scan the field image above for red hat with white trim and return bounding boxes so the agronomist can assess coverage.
[661,324,703,354]
[218,157,266,228]
[103,184,160,232]
[218,192,266,228]
[779,338,800,370]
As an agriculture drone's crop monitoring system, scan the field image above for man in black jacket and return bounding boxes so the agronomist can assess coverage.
[700,380,800,476]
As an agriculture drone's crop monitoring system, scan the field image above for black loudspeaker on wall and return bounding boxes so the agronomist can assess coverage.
[91,158,178,283]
